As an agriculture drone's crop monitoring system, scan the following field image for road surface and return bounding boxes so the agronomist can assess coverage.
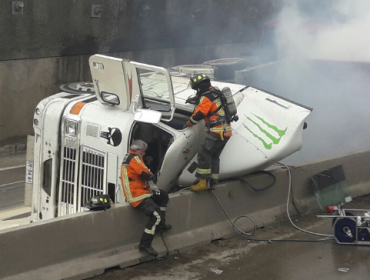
[94,196,370,280]
[0,154,26,211]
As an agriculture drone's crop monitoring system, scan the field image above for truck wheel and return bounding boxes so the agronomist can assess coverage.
[60,82,95,94]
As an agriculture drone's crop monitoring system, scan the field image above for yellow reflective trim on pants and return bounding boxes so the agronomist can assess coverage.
[211,174,219,179]
[144,228,154,235]
[144,211,161,235]
[160,207,166,212]
[197,168,211,175]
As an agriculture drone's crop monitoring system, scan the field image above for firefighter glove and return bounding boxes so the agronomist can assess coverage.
[152,186,160,195]
[185,96,199,105]
[182,120,193,129]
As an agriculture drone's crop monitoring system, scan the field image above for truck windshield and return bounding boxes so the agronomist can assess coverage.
[137,69,171,105]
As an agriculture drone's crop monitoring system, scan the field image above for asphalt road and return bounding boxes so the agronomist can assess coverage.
[0,177,24,210]
[0,154,26,211]
[94,196,370,280]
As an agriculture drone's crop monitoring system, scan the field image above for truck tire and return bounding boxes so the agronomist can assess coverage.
[60,82,95,94]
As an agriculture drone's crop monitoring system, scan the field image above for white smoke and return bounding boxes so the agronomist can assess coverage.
[249,0,370,165]
[275,0,370,62]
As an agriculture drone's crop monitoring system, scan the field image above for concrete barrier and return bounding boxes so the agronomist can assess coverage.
[286,150,370,215]
[0,142,26,157]
[1,150,370,280]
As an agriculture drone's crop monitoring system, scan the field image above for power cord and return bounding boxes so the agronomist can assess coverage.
[238,170,276,192]
[210,190,256,236]
[278,162,333,239]
[210,163,334,243]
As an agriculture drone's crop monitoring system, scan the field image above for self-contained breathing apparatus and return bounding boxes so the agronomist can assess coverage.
[186,73,239,126]
[219,87,239,123]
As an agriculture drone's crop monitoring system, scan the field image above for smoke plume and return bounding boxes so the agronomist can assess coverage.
[275,0,370,61]
[257,0,370,165]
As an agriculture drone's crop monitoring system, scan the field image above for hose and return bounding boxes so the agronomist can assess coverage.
[210,164,334,243]
[278,162,333,238]
[210,190,256,236]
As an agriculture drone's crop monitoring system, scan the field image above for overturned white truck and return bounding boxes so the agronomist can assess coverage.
[30,54,312,221]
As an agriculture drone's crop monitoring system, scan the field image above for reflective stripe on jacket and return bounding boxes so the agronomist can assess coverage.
[190,87,232,138]
[120,151,153,207]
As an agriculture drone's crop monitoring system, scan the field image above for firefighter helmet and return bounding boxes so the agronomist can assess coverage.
[189,74,211,90]
[84,194,111,211]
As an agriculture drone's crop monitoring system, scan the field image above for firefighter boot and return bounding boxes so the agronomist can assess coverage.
[157,224,172,231]
[209,179,217,190]
[139,243,158,257]
[157,210,172,231]
[139,233,158,257]
[190,179,208,192]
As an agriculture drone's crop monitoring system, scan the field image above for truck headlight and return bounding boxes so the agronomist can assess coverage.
[65,120,78,137]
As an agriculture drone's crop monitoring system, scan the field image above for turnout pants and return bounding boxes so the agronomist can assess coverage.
[136,189,169,246]
[196,132,230,183]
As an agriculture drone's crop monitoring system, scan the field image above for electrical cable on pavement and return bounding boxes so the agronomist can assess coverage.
[278,162,333,239]
[238,170,276,192]
[210,163,334,243]
[160,231,170,257]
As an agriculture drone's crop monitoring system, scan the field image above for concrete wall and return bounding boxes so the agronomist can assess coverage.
[1,0,277,60]
[0,0,282,143]
[0,55,91,143]
[1,149,369,280]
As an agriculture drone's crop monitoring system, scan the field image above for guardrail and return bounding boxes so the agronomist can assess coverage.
[1,150,370,280]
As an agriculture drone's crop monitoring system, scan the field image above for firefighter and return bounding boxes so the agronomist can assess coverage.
[121,139,172,257]
[183,74,232,192]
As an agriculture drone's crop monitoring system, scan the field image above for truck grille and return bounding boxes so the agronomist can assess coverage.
[59,138,107,216]
[60,146,78,216]
[79,146,106,209]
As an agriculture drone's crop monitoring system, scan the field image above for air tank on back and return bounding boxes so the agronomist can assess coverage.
[221,86,238,121]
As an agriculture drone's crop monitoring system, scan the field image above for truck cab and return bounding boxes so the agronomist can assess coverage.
[30,55,312,221]
[31,55,203,220]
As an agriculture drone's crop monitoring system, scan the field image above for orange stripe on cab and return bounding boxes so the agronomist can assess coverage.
[70,102,86,115]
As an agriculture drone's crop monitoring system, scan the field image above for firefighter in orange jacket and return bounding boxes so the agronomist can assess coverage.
[121,139,171,257]
[183,74,232,192]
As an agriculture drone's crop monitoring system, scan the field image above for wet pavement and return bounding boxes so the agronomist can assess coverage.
[94,196,370,280]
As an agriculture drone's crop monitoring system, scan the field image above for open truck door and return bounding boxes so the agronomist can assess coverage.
[89,55,176,122]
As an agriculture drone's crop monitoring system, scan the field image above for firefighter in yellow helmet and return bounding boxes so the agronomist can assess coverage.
[183,74,232,192]
[121,140,172,257]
